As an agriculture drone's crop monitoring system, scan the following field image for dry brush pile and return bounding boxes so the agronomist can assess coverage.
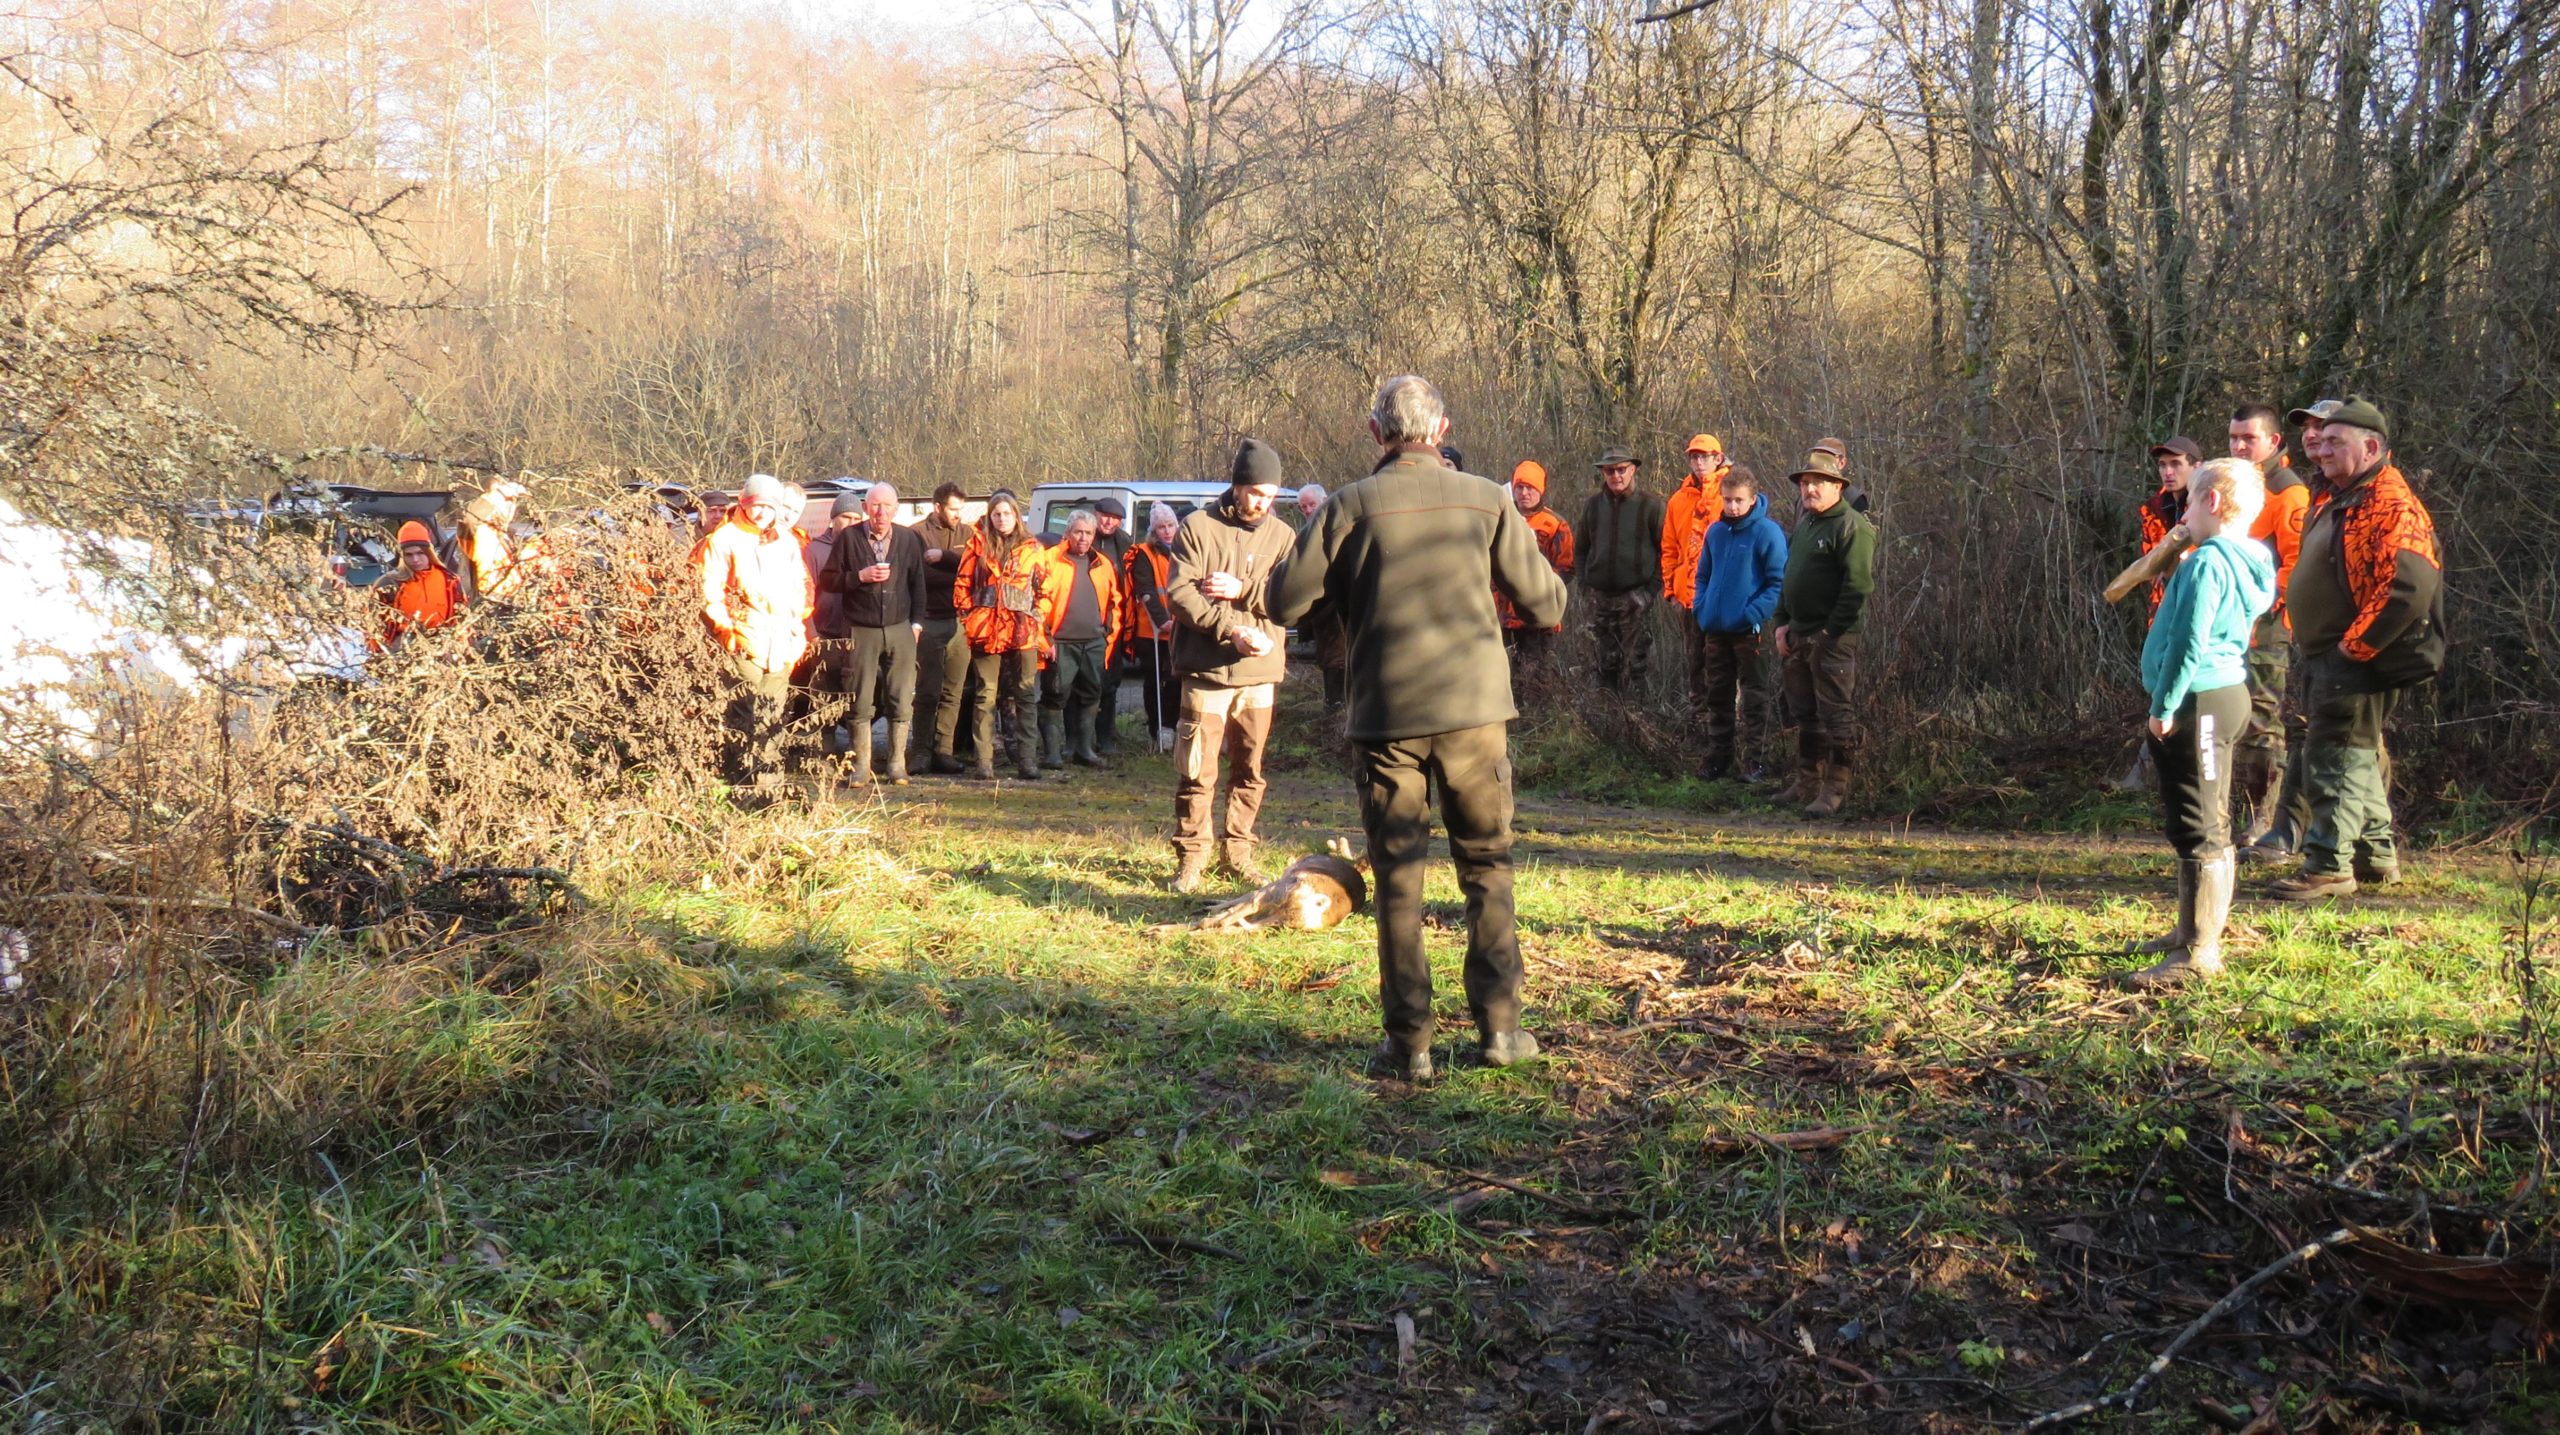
[0,476,742,1204]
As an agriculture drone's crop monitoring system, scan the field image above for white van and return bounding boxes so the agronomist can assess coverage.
[1027,480,1243,542]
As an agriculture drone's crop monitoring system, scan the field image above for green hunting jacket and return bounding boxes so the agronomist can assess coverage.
[1573,486,1666,595]
[1270,446,1569,742]
[1771,501,1876,637]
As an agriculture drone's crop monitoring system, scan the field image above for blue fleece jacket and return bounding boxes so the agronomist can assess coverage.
[2141,532,2276,720]
[1691,493,1788,634]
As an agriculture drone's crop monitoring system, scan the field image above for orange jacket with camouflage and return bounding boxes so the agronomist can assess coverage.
[1660,464,1728,605]
[698,514,813,674]
[1035,542,1125,662]
[955,528,1046,655]
[2293,462,2444,684]
[1500,507,1575,631]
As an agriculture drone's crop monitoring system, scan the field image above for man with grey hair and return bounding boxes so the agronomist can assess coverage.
[2269,397,2444,901]
[1272,375,1568,1081]
[819,482,928,785]
[1036,508,1122,769]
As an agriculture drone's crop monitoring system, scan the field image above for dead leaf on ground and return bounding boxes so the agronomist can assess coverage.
[1393,1311,1417,1381]
[1289,969,1347,992]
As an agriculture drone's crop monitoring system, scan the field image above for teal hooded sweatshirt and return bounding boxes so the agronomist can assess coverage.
[2140,532,2276,721]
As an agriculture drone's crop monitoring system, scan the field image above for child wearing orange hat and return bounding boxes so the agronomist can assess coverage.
[1498,461,1575,687]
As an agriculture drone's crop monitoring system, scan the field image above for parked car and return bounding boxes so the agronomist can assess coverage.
[1026,480,1241,542]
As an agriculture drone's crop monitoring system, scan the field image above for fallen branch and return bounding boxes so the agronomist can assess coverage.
[2023,1226,2358,1429]
[1437,1167,1635,1222]
[32,890,317,938]
[1637,0,1723,20]
[1098,1231,1245,1262]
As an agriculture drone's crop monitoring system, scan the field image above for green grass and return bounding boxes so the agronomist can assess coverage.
[3,681,2550,1432]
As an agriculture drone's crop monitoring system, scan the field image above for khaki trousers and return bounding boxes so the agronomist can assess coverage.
[1171,679,1274,857]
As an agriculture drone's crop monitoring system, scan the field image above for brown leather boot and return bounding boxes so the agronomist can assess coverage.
[1218,840,1266,884]
[1776,761,1823,805]
[1171,848,1211,894]
[1803,762,1849,818]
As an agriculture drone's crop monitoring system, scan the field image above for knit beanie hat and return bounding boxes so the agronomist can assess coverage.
[1511,461,1548,493]
[1230,438,1283,489]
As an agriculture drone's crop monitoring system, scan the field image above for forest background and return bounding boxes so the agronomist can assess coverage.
[7,0,2556,811]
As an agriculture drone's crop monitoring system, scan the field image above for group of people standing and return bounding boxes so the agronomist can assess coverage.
[1536,434,1876,815]
[2117,396,2444,985]
[384,372,2445,1070]
[699,478,1178,789]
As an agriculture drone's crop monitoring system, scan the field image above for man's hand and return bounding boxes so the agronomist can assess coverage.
[1229,626,1271,656]
[2148,715,2175,739]
[1201,572,1244,600]
[925,547,945,563]
[1773,624,1792,658]
[861,562,891,584]
[911,623,923,640]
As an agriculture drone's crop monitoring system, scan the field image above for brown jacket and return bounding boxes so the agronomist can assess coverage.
[1167,491,1295,686]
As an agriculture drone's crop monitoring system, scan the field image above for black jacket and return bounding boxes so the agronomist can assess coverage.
[821,523,929,633]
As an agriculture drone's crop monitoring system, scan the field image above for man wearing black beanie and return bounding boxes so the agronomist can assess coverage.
[1163,438,1298,892]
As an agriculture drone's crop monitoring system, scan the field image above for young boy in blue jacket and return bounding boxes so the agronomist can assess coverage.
[1690,467,1789,781]
[2121,457,2276,987]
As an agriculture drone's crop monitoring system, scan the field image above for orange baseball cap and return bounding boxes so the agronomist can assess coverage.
[1510,461,1548,492]
[1685,433,1723,456]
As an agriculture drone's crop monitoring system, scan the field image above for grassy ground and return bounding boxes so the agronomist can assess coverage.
[3,677,2550,1432]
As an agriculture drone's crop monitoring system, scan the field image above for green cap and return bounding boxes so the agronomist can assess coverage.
[2322,395,2389,438]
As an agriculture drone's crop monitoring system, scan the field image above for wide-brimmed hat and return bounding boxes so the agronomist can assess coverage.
[1789,449,1848,484]
[1593,448,1641,469]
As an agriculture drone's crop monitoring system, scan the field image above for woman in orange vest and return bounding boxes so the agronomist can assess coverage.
[953,490,1047,781]
[1121,502,1181,751]
[374,521,465,649]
